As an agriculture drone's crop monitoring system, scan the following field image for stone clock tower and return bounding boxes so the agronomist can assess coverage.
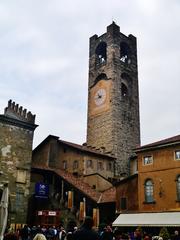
[86,22,140,176]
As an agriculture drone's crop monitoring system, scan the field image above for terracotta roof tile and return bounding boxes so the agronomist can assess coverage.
[33,135,115,160]
[136,134,180,151]
[59,139,115,159]
[99,187,116,203]
[54,168,101,202]
[31,164,116,203]
[31,164,100,202]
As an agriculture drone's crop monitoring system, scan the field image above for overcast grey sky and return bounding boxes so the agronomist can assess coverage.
[0,0,179,148]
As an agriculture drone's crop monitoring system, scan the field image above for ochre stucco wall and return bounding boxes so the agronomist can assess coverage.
[138,144,180,212]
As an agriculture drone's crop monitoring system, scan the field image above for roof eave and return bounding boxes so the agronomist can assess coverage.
[136,141,180,153]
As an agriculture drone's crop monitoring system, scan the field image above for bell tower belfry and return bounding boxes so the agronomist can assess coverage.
[86,22,140,176]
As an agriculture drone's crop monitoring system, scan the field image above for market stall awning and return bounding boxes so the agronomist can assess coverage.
[112,212,180,227]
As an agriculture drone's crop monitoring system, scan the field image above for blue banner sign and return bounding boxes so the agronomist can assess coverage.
[35,182,49,198]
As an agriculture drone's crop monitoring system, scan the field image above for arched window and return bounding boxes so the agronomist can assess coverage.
[95,42,107,65]
[0,189,2,201]
[144,179,154,203]
[121,72,132,82]
[121,73,132,98]
[94,73,108,85]
[121,83,128,97]
[176,175,180,201]
[73,160,78,170]
[120,42,131,64]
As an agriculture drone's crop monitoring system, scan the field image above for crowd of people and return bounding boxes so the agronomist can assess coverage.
[3,217,180,240]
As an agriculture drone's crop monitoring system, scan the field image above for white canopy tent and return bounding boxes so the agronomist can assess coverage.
[112,212,180,227]
[0,184,9,240]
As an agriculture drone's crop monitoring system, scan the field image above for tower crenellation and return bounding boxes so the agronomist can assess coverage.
[4,99,36,124]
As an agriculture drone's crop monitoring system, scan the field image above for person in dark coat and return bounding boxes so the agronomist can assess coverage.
[172,231,180,240]
[20,225,29,240]
[73,216,99,240]
[4,233,18,240]
[99,225,113,240]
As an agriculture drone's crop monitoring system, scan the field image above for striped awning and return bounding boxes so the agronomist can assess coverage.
[112,212,180,227]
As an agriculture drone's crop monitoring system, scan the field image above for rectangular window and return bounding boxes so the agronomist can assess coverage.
[106,162,112,171]
[98,162,103,171]
[63,161,67,170]
[73,160,78,169]
[16,169,27,183]
[16,192,24,209]
[87,160,93,168]
[175,150,180,160]
[120,197,127,210]
[143,156,153,165]
[177,176,180,201]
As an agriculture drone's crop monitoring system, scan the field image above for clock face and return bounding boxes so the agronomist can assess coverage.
[94,88,106,106]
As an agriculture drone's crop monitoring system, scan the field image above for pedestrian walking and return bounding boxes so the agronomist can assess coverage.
[33,233,47,240]
[58,227,66,240]
[172,231,180,240]
[20,225,29,240]
[99,225,113,240]
[73,216,99,240]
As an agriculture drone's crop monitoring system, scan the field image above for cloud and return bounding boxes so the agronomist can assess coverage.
[0,0,179,148]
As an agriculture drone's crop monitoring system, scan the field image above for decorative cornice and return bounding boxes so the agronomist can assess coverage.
[0,114,38,131]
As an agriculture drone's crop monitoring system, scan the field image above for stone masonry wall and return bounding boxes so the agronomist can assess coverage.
[87,22,140,176]
[0,100,36,225]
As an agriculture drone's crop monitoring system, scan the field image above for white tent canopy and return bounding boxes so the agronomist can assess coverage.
[0,184,9,240]
[112,212,180,227]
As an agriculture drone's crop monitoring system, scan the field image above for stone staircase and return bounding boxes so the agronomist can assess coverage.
[31,164,115,204]
[54,169,101,202]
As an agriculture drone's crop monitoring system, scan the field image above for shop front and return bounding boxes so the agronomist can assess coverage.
[36,210,61,227]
